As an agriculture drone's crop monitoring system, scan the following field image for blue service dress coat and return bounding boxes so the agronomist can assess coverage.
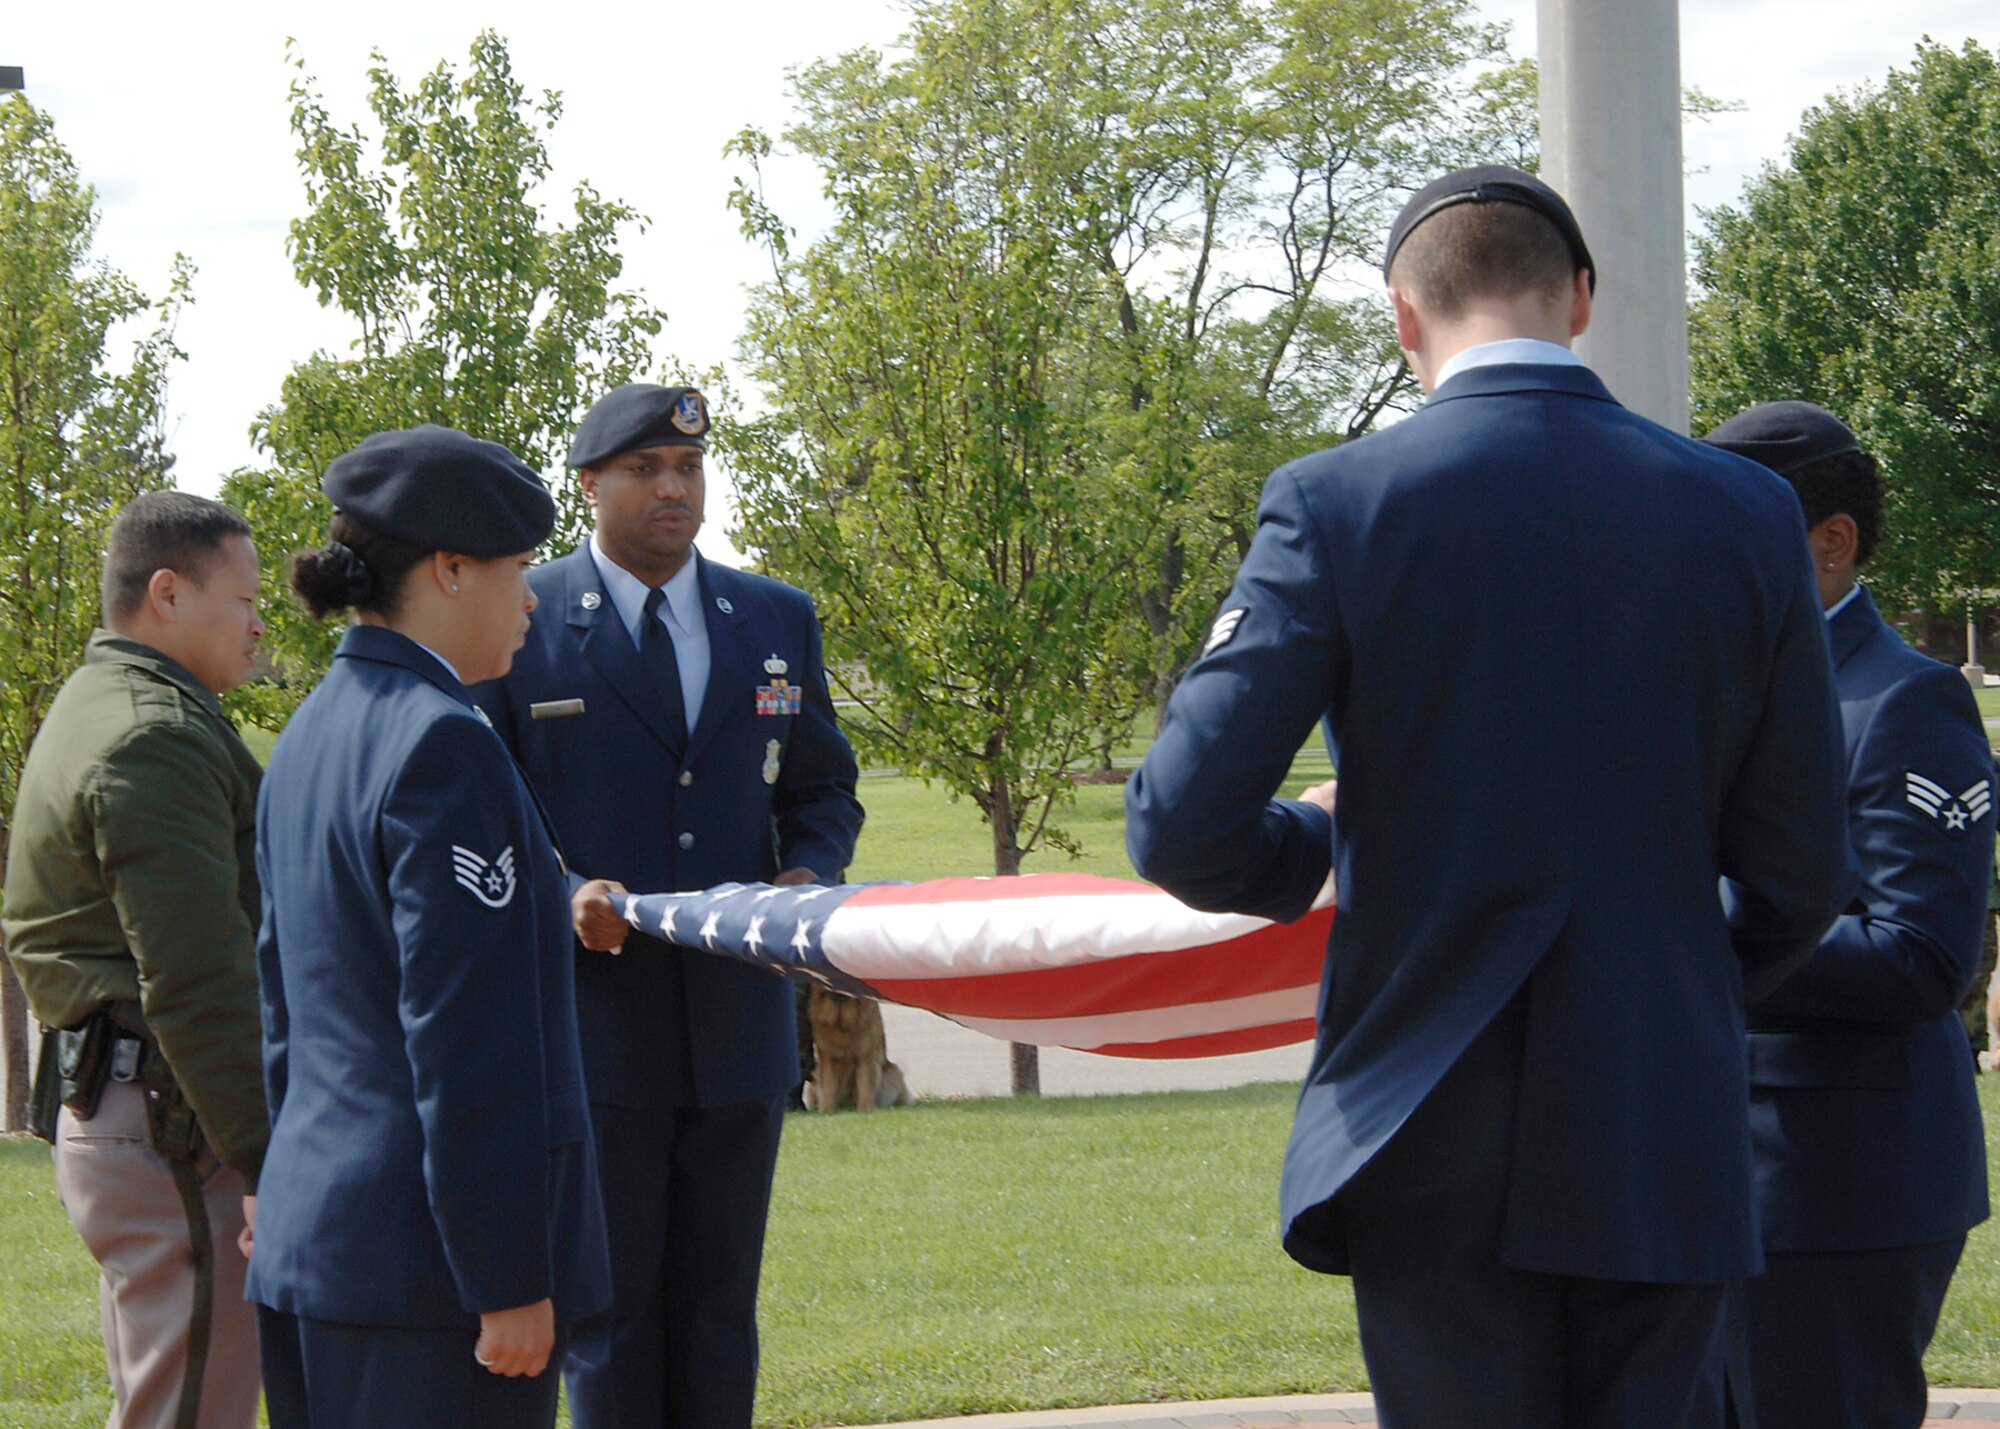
[473,548,864,1109]
[1743,587,1991,1251]
[1126,362,1853,1285]
[248,625,611,1330]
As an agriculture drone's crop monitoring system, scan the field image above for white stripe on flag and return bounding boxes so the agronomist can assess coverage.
[819,892,1279,979]
[939,983,1320,1050]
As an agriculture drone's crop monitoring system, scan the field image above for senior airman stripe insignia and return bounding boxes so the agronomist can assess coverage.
[1906,773,1991,837]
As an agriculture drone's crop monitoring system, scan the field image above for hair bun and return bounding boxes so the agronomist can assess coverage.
[323,540,377,603]
[291,538,381,619]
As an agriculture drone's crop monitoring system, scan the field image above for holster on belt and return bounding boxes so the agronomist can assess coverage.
[139,1045,202,1163]
[34,1009,121,1130]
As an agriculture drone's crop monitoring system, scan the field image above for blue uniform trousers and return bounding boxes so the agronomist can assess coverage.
[1714,1237,1965,1429]
[1341,998,1728,1429]
[259,1307,569,1429]
[565,1096,787,1429]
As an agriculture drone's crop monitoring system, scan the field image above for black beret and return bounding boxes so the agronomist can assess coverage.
[568,384,710,469]
[1384,165,1597,293]
[321,425,555,556]
[1701,401,1862,475]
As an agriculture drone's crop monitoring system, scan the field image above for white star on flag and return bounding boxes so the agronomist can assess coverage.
[700,909,723,949]
[745,914,767,956]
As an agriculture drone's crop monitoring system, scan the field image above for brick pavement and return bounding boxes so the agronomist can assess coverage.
[856,1389,2000,1427]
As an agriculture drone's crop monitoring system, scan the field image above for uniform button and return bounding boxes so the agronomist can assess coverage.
[679,770,694,787]
[678,832,695,850]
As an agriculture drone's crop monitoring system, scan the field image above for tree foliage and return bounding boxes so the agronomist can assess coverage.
[1690,39,2000,619]
[727,0,1518,874]
[224,31,665,725]
[0,96,190,1126]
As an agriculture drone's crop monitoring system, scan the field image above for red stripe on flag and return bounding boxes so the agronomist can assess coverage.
[1089,1019,1319,1059]
[861,906,1331,1020]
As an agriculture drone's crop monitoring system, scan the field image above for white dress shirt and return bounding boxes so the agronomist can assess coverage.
[589,533,711,729]
[1433,337,1584,391]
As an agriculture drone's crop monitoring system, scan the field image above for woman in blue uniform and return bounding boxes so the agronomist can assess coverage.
[247,426,611,1429]
[1702,403,1992,1428]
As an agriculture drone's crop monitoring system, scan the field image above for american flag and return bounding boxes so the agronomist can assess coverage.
[613,873,1330,1058]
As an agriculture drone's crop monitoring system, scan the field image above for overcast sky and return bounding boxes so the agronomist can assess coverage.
[11,0,1996,558]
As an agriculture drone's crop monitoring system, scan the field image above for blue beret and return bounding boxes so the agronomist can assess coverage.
[1384,165,1596,293]
[568,384,710,469]
[1702,401,1862,475]
[321,425,555,556]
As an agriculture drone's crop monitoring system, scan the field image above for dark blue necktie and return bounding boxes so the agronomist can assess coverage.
[640,586,688,743]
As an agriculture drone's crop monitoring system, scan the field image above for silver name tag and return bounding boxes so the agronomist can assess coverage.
[530,699,586,721]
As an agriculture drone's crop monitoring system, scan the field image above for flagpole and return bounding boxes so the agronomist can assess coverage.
[1538,0,1688,433]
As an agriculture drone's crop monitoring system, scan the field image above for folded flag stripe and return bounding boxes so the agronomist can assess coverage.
[613,872,1330,1060]
[863,912,1329,1020]
[1091,1020,1321,1060]
[939,984,1322,1054]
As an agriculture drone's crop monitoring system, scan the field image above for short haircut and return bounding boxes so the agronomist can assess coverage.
[1388,201,1579,320]
[1782,449,1885,567]
[100,491,254,622]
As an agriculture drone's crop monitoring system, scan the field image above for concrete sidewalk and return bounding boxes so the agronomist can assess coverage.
[880,1004,1312,1100]
[857,1389,2000,1426]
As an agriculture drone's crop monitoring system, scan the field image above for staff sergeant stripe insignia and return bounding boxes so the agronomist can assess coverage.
[452,845,517,908]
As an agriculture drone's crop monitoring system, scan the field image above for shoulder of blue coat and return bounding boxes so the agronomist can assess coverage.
[700,557,818,618]
[1847,622,1985,721]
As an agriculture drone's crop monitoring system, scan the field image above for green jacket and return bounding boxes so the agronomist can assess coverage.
[3,630,268,1187]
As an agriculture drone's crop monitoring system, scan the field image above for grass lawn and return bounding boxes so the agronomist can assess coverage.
[845,739,1334,884]
[4,1076,2000,1427]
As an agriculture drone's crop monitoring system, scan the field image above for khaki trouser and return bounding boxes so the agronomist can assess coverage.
[53,1080,260,1429]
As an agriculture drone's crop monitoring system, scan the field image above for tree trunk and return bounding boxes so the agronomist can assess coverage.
[0,824,27,1132]
[0,959,27,1133]
[1010,1040,1041,1097]
[986,771,1039,1096]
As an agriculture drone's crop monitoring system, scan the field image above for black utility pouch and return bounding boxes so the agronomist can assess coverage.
[139,1050,201,1164]
[27,1028,62,1143]
[56,1012,118,1122]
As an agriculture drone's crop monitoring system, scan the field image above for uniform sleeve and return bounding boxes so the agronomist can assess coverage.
[1125,465,1338,921]
[253,802,289,1131]
[92,724,269,1186]
[380,717,553,1315]
[1713,544,1855,1000]
[771,597,864,880]
[1753,665,1995,1022]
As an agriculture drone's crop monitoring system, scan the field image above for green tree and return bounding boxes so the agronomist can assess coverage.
[726,0,1519,1092]
[728,0,1517,831]
[1690,39,2000,628]
[225,31,665,726]
[0,97,190,1129]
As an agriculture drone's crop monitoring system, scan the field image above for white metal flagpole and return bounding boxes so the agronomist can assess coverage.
[1538,0,1689,433]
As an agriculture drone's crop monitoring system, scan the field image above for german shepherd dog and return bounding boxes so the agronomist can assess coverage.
[802,986,914,1111]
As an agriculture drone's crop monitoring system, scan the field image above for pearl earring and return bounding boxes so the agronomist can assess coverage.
[450,583,460,592]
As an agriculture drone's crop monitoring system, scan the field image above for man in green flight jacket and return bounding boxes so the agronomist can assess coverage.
[4,491,269,1429]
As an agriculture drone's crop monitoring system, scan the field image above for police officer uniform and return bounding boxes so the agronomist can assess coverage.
[249,428,611,1429]
[1125,170,1853,1426]
[4,622,268,1429]
[1703,404,1993,1428]
[475,385,863,1429]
